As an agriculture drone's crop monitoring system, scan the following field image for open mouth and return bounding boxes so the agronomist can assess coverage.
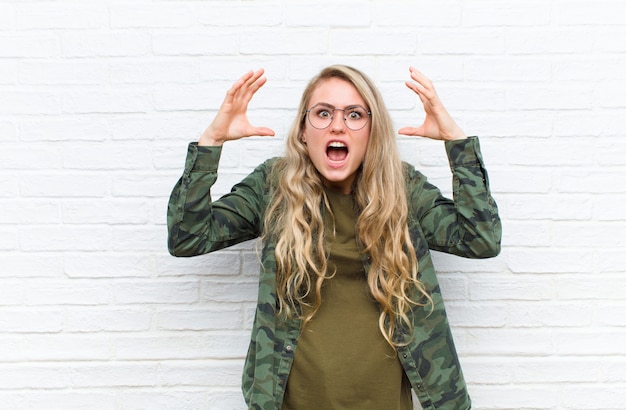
[326,141,349,162]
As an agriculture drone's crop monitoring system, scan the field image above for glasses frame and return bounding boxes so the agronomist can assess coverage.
[304,103,371,131]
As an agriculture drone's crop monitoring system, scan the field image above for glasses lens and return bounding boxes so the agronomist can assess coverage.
[308,105,333,129]
[345,106,369,130]
[307,105,370,130]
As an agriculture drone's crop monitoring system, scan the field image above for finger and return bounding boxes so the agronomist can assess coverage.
[405,81,429,104]
[250,126,276,137]
[237,69,268,105]
[398,126,425,137]
[408,67,433,90]
[407,67,436,100]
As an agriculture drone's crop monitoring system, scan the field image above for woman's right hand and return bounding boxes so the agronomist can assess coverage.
[199,69,275,146]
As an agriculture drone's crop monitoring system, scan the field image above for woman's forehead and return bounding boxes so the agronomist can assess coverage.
[309,77,366,106]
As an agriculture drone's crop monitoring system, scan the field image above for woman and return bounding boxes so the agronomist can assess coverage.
[167,65,501,410]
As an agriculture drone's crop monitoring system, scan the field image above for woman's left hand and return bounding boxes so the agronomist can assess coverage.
[398,67,467,141]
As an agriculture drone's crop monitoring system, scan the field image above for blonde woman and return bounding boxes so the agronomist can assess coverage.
[168,65,501,410]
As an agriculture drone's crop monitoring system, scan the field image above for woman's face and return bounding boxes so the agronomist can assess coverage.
[302,77,370,194]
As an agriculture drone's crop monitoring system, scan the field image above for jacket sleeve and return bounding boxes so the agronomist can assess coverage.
[167,142,271,257]
[406,136,502,258]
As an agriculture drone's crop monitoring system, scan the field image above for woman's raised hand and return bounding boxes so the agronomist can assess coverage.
[199,69,275,146]
[398,67,466,141]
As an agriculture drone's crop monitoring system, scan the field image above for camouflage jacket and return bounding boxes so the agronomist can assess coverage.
[167,136,502,410]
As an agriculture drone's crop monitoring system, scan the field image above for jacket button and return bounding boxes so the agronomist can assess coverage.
[285,345,292,352]
[417,383,424,390]
[403,353,408,358]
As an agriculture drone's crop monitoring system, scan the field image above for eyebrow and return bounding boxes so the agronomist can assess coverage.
[311,102,366,110]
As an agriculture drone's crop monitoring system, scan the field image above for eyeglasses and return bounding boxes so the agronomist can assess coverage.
[305,104,371,131]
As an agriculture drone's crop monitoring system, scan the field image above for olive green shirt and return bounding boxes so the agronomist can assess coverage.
[282,188,412,410]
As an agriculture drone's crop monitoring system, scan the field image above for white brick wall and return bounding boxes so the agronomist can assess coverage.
[1,1,625,409]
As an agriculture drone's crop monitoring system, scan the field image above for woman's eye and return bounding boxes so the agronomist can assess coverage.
[317,109,331,118]
[348,110,362,119]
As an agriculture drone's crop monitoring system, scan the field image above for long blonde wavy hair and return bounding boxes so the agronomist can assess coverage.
[263,65,432,347]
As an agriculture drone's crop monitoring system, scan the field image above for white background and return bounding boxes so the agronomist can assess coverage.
[1,1,625,409]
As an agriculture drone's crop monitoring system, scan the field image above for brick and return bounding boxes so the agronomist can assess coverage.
[555,273,626,300]
[373,1,460,27]
[19,116,109,142]
[62,199,151,225]
[110,280,198,305]
[0,200,60,224]
[115,391,208,409]
[501,221,550,247]
[507,248,594,274]
[0,308,63,333]
[110,59,198,84]
[554,57,626,82]
[112,174,173,198]
[0,91,59,115]
[200,3,283,27]
[153,31,239,56]
[553,0,626,25]
[0,60,17,85]
[62,89,152,114]
[554,329,626,355]
[20,173,109,198]
[594,28,626,52]
[0,364,71,389]
[508,28,594,54]
[470,385,558,409]
[241,30,329,55]
[63,142,153,170]
[61,32,150,57]
[26,280,110,306]
[0,254,63,278]
[0,34,59,58]
[202,280,259,303]
[64,253,154,278]
[594,303,626,327]
[560,385,626,409]
[466,329,553,355]
[0,281,24,305]
[508,302,592,327]
[161,360,242,387]
[154,307,243,331]
[16,4,107,29]
[110,4,197,28]
[0,174,18,198]
[508,86,593,110]
[445,302,507,327]
[464,57,550,82]
[69,363,159,387]
[0,120,16,143]
[0,144,62,170]
[332,29,417,56]
[20,392,117,410]
[203,331,250,358]
[0,227,17,250]
[113,334,205,360]
[420,29,506,55]
[506,194,592,220]
[286,2,370,27]
[20,60,108,85]
[20,226,112,252]
[463,1,550,26]
[0,4,13,30]
[595,251,626,273]
[470,275,555,301]
[21,334,111,361]
[554,111,626,138]
[64,307,152,332]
